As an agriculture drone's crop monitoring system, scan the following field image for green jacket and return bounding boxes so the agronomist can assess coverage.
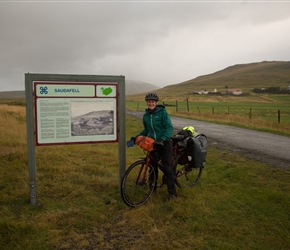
[138,105,173,141]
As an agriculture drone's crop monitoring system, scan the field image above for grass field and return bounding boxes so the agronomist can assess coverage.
[126,95,290,135]
[0,103,290,249]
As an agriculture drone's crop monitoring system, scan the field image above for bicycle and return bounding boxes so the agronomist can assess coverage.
[121,135,203,207]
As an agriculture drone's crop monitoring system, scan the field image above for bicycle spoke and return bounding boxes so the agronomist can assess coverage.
[174,155,202,188]
[121,160,156,207]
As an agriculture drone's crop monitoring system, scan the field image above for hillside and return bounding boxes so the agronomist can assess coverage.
[1,61,290,100]
[0,90,25,99]
[125,80,158,95]
[155,61,290,98]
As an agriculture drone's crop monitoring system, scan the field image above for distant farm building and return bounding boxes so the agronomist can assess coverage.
[226,89,243,96]
[208,88,221,95]
[193,90,208,94]
[193,89,222,95]
[208,91,222,95]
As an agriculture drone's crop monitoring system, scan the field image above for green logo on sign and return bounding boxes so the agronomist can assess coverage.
[101,87,113,96]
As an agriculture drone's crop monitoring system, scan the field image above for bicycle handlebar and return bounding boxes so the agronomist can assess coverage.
[171,134,186,142]
[153,141,164,147]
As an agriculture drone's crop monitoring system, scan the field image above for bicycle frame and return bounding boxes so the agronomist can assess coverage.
[139,140,190,181]
[121,137,203,207]
[135,153,154,185]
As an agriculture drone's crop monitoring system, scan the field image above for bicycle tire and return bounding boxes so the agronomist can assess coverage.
[121,159,157,207]
[173,154,203,188]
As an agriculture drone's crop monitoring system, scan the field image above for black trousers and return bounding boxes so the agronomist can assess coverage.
[151,140,177,196]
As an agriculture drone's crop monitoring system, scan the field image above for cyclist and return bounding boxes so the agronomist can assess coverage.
[136,92,177,201]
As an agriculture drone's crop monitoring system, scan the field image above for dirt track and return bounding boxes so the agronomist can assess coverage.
[127,110,290,169]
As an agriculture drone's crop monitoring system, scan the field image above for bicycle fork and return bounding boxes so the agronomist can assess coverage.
[135,159,151,187]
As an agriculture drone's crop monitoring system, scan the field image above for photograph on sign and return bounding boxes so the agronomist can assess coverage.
[71,101,114,136]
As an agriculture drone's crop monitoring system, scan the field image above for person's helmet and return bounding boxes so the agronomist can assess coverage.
[182,126,195,136]
[145,92,159,101]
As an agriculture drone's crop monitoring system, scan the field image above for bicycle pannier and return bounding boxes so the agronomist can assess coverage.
[187,134,207,167]
[135,136,155,152]
[175,126,207,167]
[175,126,195,150]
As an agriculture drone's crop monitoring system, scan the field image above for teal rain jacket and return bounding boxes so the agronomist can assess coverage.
[138,104,173,141]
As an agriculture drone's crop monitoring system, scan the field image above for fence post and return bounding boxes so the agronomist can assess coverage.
[187,98,189,112]
[278,110,280,124]
[176,100,178,112]
[249,108,252,119]
[212,106,214,114]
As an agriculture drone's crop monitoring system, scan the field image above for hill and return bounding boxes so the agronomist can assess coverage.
[126,61,290,101]
[1,61,290,100]
[154,61,290,98]
[125,80,159,95]
[0,90,25,98]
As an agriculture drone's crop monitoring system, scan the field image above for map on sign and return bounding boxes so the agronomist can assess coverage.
[97,85,116,97]
[101,87,113,96]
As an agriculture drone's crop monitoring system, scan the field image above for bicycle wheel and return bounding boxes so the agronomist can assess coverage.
[173,155,203,188]
[121,159,157,207]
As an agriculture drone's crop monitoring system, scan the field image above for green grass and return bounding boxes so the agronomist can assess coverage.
[126,98,290,135]
[0,104,290,249]
[127,99,290,114]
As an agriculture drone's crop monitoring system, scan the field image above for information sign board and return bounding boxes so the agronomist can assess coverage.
[34,82,118,145]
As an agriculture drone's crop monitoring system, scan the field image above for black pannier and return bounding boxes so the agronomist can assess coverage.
[186,134,207,168]
[174,128,207,168]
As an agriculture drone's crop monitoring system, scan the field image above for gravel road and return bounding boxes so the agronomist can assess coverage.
[126,110,290,169]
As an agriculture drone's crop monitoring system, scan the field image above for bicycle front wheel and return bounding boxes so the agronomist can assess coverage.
[174,155,203,188]
[121,160,156,207]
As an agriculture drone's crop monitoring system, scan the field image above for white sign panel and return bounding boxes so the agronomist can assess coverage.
[34,82,118,145]
[36,84,95,97]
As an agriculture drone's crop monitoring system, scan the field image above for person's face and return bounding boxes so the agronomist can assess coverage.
[146,100,157,110]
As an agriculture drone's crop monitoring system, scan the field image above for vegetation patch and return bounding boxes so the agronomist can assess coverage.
[0,103,289,249]
[127,98,290,135]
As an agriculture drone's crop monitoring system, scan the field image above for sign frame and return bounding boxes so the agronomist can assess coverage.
[25,73,126,206]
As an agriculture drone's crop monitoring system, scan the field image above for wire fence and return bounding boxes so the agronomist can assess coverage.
[128,100,290,124]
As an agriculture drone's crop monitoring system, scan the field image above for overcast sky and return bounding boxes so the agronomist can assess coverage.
[1,0,290,91]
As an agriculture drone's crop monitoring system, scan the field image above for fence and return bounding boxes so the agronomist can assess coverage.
[128,100,290,124]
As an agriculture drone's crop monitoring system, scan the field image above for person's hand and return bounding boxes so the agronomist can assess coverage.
[127,137,136,148]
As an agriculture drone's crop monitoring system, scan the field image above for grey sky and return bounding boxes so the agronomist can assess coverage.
[1,1,290,91]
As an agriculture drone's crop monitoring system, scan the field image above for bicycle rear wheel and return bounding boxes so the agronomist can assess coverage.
[173,155,203,188]
[121,159,156,207]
